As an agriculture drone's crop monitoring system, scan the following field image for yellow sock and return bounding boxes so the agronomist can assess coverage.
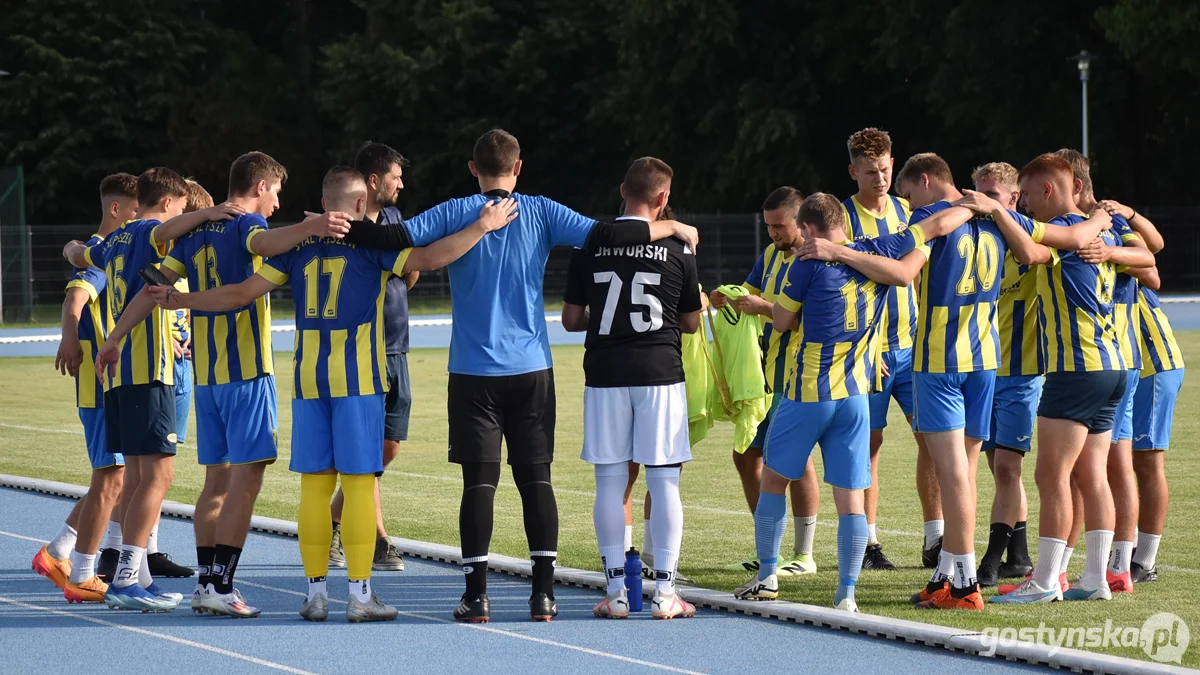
[340,473,376,580]
[299,473,338,579]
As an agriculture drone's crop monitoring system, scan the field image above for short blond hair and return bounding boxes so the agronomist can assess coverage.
[971,162,1019,189]
[184,179,214,213]
[847,128,892,162]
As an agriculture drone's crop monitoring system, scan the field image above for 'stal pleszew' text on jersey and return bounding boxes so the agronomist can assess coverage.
[162,214,275,386]
[258,235,411,399]
[564,222,702,388]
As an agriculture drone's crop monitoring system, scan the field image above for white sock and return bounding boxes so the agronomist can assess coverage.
[623,525,633,552]
[113,545,145,589]
[931,549,953,583]
[643,518,653,562]
[307,577,327,602]
[867,522,878,546]
[1032,538,1066,591]
[139,546,154,588]
[1134,532,1162,568]
[47,524,77,560]
[795,515,817,555]
[1080,530,1114,588]
[594,463,630,596]
[950,552,977,589]
[349,577,372,603]
[146,521,160,555]
[102,521,122,550]
[68,550,96,584]
[923,520,944,549]
[1108,540,1134,576]
[646,467,684,594]
[1060,547,1075,575]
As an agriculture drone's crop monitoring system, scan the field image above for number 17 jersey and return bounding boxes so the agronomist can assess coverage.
[563,219,703,388]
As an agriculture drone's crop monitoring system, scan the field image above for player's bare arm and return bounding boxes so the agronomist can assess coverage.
[1128,265,1161,290]
[799,238,926,286]
[62,240,89,269]
[92,270,184,379]
[958,190,1052,265]
[250,211,354,257]
[561,303,589,332]
[648,220,700,251]
[1077,236,1156,268]
[402,198,518,273]
[404,271,419,290]
[1042,208,1113,252]
[908,204,973,240]
[1100,199,1164,253]
[55,288,90,377]
[149,273,279,314]
[679,310,701,334]
[152,202,247,249]
[729,293,773,316]
[771,300,799,333]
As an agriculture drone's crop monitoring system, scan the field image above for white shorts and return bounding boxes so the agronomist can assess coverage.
[582,383,692,466]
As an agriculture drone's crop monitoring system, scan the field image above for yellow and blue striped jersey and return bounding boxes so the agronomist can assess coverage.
[743,244,800,394]
[995,254,1044,377]
[168,278,189,345]
[1137,286,1184,376]
[1037,213,1126,373]
[842,195,916,352]
[778,234,918,402]
[67,234,111,408]
[1110,215,1143,371]
[259,237,411,399]
[162,214,274,386]
[82,219,174,391]
[910,203,1044,374]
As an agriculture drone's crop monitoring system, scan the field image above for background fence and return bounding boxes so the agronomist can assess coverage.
[6,208,1199,323]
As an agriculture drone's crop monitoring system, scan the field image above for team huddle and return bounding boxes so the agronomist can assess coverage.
[29,126,1182,623]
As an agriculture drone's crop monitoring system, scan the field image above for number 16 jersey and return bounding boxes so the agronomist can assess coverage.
[563,218,703,388]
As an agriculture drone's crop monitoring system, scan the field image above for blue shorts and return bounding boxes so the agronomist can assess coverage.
[1039,370,1126,434]
[79,407,123,469]
[984,375,1042,453]
[912,370,996,440]
[194,376,278,466]
[1133,369,1185,451]
[174,357,193,443]
[1113,369,1140,442]
[290,394,386,475]
[384,353,412,442]
[869,348,914,430]
[763,395,871,489]
[103,383,177,456]
[748,393,782,450]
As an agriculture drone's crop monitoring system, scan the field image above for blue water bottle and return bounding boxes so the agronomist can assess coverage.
[624,548,643,611]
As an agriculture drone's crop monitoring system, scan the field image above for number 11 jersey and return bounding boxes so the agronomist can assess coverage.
[563,219,703,388]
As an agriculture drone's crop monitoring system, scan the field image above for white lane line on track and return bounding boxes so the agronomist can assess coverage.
[236,580,704,674]
[0,529,51,543]
[0,596,317,674]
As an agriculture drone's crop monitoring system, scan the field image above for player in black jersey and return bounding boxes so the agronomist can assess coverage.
[562,158,703,619]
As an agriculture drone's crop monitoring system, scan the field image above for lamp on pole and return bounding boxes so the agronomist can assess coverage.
[1072,51,1093,158]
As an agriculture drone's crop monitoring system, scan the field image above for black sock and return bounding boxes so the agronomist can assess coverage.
[196,546,216,587]
[983,523,1013,565]
[460,462,501,598]
[212,544,242,595]
[513,462,558,597]
[1008,521,1031,563]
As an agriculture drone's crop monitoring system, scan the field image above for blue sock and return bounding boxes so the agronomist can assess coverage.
[835,514,868,604]
[754,492,788,578]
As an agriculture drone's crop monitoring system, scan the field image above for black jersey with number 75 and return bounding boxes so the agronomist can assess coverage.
[563,231,702,387]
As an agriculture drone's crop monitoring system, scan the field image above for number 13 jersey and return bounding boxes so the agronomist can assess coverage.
[563,218,703,387]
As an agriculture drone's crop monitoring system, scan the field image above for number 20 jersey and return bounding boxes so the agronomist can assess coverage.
[563,226,703,388]
[908,202,1043,374]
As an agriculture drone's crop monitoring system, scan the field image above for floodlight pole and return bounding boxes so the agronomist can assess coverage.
[1074,51,1093,158]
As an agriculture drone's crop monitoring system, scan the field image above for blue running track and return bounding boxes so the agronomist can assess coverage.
[0,488,1039,674]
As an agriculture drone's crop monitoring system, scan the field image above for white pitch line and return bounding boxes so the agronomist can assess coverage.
[0,596,317,674]
[236,580,703,674]
[0,529,51,543]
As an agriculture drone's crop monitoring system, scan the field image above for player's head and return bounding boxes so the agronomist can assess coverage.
[183,179,214,214]
[1053,147,1093,204]
[896,152,955,208]
[321,166,368,220]
[971,162,1020,210]
[847,128,894,199]
[797,193,847,241]
[470,129,522,179]
[136,167,188,220]
[761,186,804,251]
[99,173,138,224]
[228,151,287,217]
[619,157,673,219]
[1017,153,1077,221]
[354,141,408,209]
